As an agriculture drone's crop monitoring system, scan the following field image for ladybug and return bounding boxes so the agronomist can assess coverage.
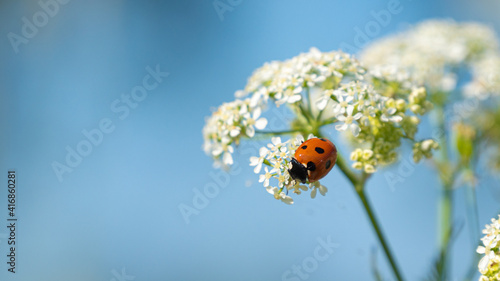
[288,138,337,183]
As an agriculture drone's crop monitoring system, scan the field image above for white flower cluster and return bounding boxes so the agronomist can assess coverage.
[250,135,327,204]
[203,98,268,167]
[204,48,437,175]
[361,19,500,96]
[477,215,500,280]
[203,48,364,167]
[465,54,500,99]
[238,47,366,107]
[318,78,434,173]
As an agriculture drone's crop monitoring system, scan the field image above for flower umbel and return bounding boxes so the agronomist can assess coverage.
[361,19,500,96]
[203,98,267,168]
[204,48,437,179]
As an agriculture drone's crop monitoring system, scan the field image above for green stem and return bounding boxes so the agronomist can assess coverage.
[463,160,480,281]
[462,184,480,281]
[306,87,313,118]
[314,106,404,281]
[465,178,479,248]
[358,187,405,281]
[335,151,405,281]
[435,105,453,279]
[298,103,313,123]
[438,184,452,281]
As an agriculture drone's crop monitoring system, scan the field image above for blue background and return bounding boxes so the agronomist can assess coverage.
[1,0,500,280]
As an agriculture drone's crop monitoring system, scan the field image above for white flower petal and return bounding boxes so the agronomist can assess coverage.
[253,163,262,174]
[259,147,269,156]
[250,92,262,107]
[230,128,241,137]
[476,246,486,254]
[351,124,361,137]
[234,90,246,98]
[293,86,303,94]
[346,105,354,116]
[310,187,317,198]
[319,185,328,196]
[478,255,490,273]
[246,126,255,138]
[391,115,403,122]
[271,137,282,146]
[263,178,270,187]
[253,107,262,119]
[281,195,294,205]
[255,118,268,130]
[316,98,328,110]
[287,94,302,103]
[353,112,363,120]
[223,152,233,165]
[266,186,275,194]
[249,156,259,166]
[212,145,223,156]
[259,174,265,183]
[335,123,348,131]
[336,115,346,122]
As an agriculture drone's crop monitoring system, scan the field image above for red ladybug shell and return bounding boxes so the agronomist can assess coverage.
[294,138,337,182]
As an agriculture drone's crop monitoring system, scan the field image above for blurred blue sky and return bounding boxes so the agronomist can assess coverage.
[1,0,500,280]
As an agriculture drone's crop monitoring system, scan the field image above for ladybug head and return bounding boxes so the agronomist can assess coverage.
[288,158,308,184]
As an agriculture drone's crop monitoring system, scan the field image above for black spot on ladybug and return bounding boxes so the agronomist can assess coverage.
[325,160,331,170]
[301,145,308,150]
[307,161,316,171]
[315,147,325,154]
[320,138,326,141]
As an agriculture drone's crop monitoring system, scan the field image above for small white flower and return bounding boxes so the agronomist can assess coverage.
[259,167,275,187]
[316,89,333,111]
[310,181,328,198]
[249,147,269,173]
[223,150,233,165]
[335,105,363,137]
[288,181,308,195]
[332,91,354,114]
[243,107,268,137]
[229,127,241,137]
[268,137,284,151]
[266,186,294,204]
[381,107,403,123]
